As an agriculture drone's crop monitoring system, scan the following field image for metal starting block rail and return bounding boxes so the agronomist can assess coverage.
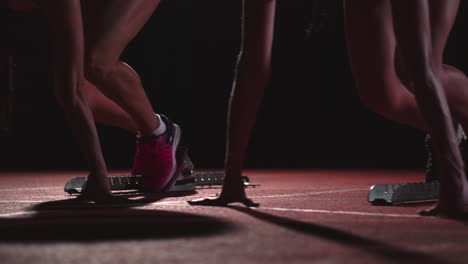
[64,173,259,195]
[64,147,259,195]
[368,181,439,205]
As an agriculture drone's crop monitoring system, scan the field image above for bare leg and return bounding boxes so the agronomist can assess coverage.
[397,0,468,131]
[73,0,181,192]
[55,80,138,132]
[79,0,162,136]
[442,66,468,133]
[429,0,468,134]
[189,0,276,207]
[344,0,427,131]
[391,0,468,219]
[41,0,125,203]
[49,0,160,134]
[81,80,138,132]
[345,0,468,133]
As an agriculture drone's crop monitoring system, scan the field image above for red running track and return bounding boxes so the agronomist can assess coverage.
[0,169,466,264]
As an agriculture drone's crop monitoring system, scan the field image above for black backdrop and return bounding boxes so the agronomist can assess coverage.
[1,0,468,172]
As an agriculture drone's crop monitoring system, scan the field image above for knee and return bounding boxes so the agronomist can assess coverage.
[399,56,437,89]
[394,54,414,91]
[358,86,402,120]
[54,80,86,111]
[84,52,112,84]
[395,61,441,95]
[411,69,438,91]
[55,81,95,110]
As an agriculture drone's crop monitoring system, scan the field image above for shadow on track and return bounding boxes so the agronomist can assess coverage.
[31,190,198,211]
[0,195,234,242]
[230,206,451,264]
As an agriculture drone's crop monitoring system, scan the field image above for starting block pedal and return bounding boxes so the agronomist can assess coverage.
[64,147,260,195]
[368,181,439,205]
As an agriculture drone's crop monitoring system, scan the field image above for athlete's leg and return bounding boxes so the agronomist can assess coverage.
[79,0,162,137]
[346,0,468,134]
[344,0,427,131]
[55,80,138,132]
[429,0,468,134]
[189,0,275,207]
[77,0,181,192]
[391,0,468,218]
[41,0,117,202]
[81,80,138,132]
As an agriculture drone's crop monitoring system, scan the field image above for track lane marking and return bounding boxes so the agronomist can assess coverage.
[0,188,427,219]
[0,204,426,219]
[0,188,368,203]
[0,200,48,203]
[0,211,35,217]
[257,207,421,218]
[149,202,425,218]
[251,188,367,199]
[0,187,63,192]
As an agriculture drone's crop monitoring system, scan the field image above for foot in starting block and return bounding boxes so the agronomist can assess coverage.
[64,148,260,195]
[367,129,463,205]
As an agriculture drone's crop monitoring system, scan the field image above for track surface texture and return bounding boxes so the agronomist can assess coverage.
[0,169,467,264]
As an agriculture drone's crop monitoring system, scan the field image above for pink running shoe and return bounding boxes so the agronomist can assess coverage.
[131,115,181,192]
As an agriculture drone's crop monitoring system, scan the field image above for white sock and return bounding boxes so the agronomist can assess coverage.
[152,114,167,136]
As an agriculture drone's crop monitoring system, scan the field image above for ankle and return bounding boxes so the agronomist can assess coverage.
[139,114,166,137]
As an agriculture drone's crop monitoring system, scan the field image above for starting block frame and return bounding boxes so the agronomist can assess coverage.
[64,147,259,195]
[64,173,259,195]
[368,181,439,205]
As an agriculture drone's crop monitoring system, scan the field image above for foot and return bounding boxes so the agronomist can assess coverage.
[419,186,468,219]
[419,203,468,219]
[425,125,466,182]
[131,115,181,192]
[188,193,259,207]
[419,204,439,217]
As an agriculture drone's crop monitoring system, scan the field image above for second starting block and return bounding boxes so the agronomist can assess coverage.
[368,181,439,205]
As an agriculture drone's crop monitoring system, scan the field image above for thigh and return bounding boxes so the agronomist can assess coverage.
[42,0,85,94]
[241,0,276,64]
[344,0,399,97]
[428,0,460,68]
[81,0,160,63]
[391,0,433,77]
[393,0,460,91]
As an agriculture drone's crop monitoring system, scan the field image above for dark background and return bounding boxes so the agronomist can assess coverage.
[1,0,468,172]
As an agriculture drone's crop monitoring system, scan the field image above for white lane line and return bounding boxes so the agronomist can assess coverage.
[0,187,63,192]
[258,207,421,218]
[137,189,368,206]
[251,188,367,199]
[0,188,423,220]
[0,188,368,204]
[0,211,34,217]
[141,202,425,219]
[0,200,48,203]
[0,204,423,219]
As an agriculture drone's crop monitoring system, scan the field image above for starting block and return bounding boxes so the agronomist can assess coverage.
[368,181,439,205]
[370,128,467,205]
[64,148,260,195]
